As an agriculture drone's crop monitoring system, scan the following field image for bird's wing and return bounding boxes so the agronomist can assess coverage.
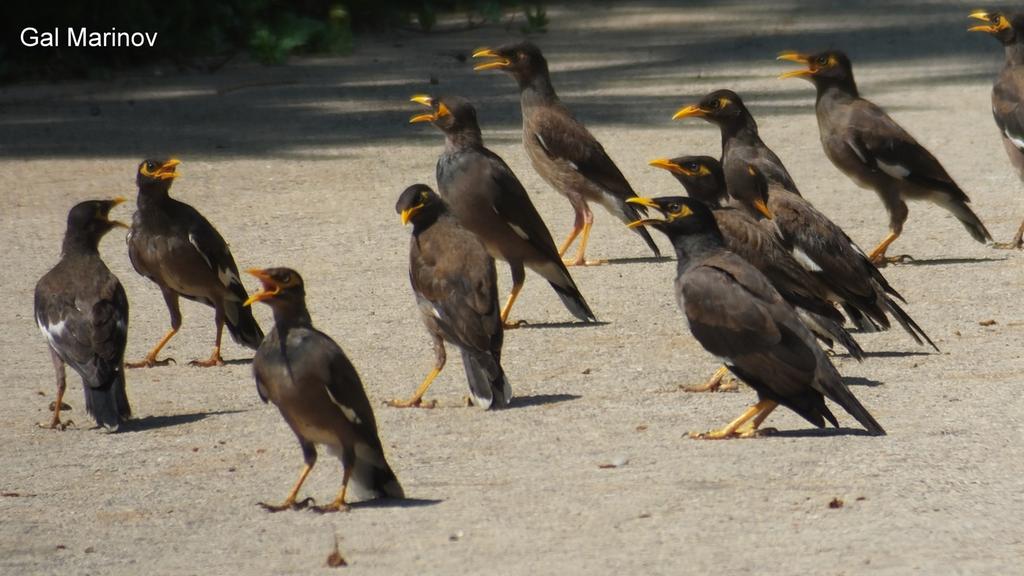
[316,332,385,447]
[530,106,641,203]
[993,72,1024,152]
[683,257,818,395]
[182,206,249,300]
[483,149,562,256]
[846,100,965,198]
[410,234,499,353]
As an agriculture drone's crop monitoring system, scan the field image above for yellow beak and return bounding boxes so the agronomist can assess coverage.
[410,94,433,107]
[626,196,660,209]
[776,51,809,64]
[672,104,705,120]
[155,158,181,180]
[409,112,436,124]
[648,158,687,175]
[472,48,511,71]
[400,204,423,225]
[243,268,281,307]
[968,12,1006,33]
[753,198,774,219]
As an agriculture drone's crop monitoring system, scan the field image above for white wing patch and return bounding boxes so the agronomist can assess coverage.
[877,160,911,179]
[847,139,868,164]
[432,305,444,320]
[326,391,362,425]
[188,233,214,269]
[218,266,239,288]
[792,246,824,273]
[1004,128,1024,152]
[39,318,67,349]
[535,133,550,155]
[509,223,530,241]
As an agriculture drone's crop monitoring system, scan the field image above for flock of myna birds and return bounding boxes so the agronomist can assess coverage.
[31,11,1024,510]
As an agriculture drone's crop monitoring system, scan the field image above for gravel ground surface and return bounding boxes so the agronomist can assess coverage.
[2,1,1023,574]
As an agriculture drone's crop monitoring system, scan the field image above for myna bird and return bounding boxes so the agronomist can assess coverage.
[672,89,801,198]
[126,159,263,367]
[409,94,596,326]
[649,155,865,366]
[471,42,660,266]
[35,199,131,431]
[391,184,511,409]
[733,165,938,351]
[627,196,884,438]
[970,10,1024,249]
[246,268,403,511]
[778,50,992,263]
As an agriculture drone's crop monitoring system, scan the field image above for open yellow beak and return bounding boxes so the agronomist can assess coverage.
[472,48,511,71]
[648,158,688,175]
[968,11,1006,33]
[155,158,181,180]
[409,94,436,123]
[243,268,281,307]
[777,53,814,79]
[626,196,660,210]
[409,112,436,123]
[672,104,705,120]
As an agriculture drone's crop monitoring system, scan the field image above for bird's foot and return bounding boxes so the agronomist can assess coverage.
[562,257,607,267]
[38,416,74,431]
[682,376,739,393]
[870,254,914,267]
[385,397,437,409]
[312,501,350,514]
[992,240,1023,250]
[503,319,527,330]
[258,497,314,513]
[188,355,225,368]
[688,428,741,440]
[126,356,175,369]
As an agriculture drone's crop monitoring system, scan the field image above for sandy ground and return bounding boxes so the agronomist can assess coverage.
[3,1,1023,574]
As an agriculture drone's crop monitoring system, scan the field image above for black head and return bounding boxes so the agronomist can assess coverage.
[244,267,306,311]
[672,89,751,127]
[969,10,1024,45]
[136,158,180,188]
[64,197,129,250]
[778,50,855,90]
[409,94,481,138]
[648,155,726,206]
[396,183,444,226]
[626,195,723,240]
[472,42,550,87]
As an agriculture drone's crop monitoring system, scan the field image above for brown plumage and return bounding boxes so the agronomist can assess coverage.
[779,49,991,263]
[246,268,403,512]
[391,184,511,409]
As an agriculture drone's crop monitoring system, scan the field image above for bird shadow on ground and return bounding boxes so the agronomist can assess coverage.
[507,393,581,409]
[861,350,933,359]
[348,497,443,510]
[603,256,674,265]
[760,427,880,439]
[842,376,884,387]
[221,357,254,366]
[512,320,610,330]
[121,409,250,432]
[886,255,1009,267]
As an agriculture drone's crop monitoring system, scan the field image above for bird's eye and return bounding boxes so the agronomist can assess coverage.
[280,273,292,285]
[708,99,721,109]
[686,163,699,172]
[667,203,680,212]
[420,191,429,202]
[145,162,155,170]
[817,56,829,66]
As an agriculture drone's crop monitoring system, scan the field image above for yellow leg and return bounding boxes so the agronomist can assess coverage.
[867,231,900,265]
[126,327,178,368]
[500,281,525,329]
[189,318,226,367]
[735,401,779,437]
[387,366,441,408]
[315,465,353,513]
[557,223,583,258]
[259,463,313,512]
[564,221,608,266]
[46,383,71,430]
[682,365,739,393]
[690,399,776,440]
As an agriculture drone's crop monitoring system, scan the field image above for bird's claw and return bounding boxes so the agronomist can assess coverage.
[681,378,739,393]
[188,357,225,368]
[38,418,74,431]
[258,497,314,513]
[870,254,913,267]
[126,356,176,369]
[385,398,437,409]
[503,319,527,330]
[311,502,350,514]
[992,240,1023,250]
[562,257,607,267]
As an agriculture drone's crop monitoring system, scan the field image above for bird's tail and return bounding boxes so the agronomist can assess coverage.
[798,309,865,361]
[461,349,512,409]
[882,295,939,352]
[822,369,886,436]
[531,260,596,322]
[223,295,265,349]
[938,196,992,244]
[346,443,405,501]
[84,368,130,432]
[619,199,661,257]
